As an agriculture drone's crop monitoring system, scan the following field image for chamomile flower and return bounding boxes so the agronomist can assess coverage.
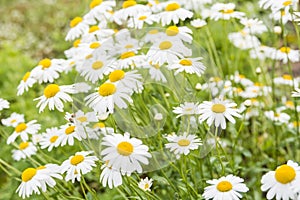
[168,57,206,76]
[60,151,98,183]
[100,161,123,189]
[12,141,37,161]
[1,112,24,127]
[143,61,167,82]
[56,124,82,146]
[230,72,253,87]
[164,25,193,44]
[210,3,245,21]
[7,120,41,144]
[173,102,200,118]
[198,98,242,129]
[249,46,276,61]
[34,84,75,113]
[261,160,300,200]
[84,0,116,22]
[39,127,60,151]
[35,164,63,193]
[264,110,290,124]
[138,177,153,192]
[228,31,260,50]
[203,174,249,200]
[240,18,267,35]
[101,132,152,175]
[113,51,146,69]
[127,12,155,29]
[17,72,36,96]
[81,26,115,43]
[274,74,298,87]
[165,132,202,159]
[270,7,293,24]
[72,110,98,126]
[273,46,300,64]
[65,16,94,41]
[0,98,9,111]
[16,168,42,198]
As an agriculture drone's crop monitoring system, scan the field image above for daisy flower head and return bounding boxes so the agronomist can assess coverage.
[273,46,300,64]
[168,57,206,76]
[61,151,98,183]
[270,7,293,24]
[198,98,242,130]
[264,110,290,124]
[261,160,300,200]
[165,132,202,159]
[65,16,94,41]
[7,120,41,144]
[39,127,60,151]
[34,164,62,193]
[17,71,36,96]
[228,31,260,50]
[142,61,167,82]
[173,102,200,118]
[210,3,245,21]
[1,112,24,127]
[274,74,298,87]
[12,141,37,161]
[34,84,75,113]
[100,161,123,189]
[72,110,98,126]
[240,18,267,35]
[84,0,116,22]
[101,132,152,175]
[0,98,9,111]
[138,177,153,192]
[127,12,156,29]
[56,124,82,146]
[203,174,249,200]
[164,25,193,44]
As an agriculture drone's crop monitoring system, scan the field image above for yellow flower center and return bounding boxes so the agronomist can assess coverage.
[216,181,233,192]
[166,26,179,36]
[92,61,103,70]
[179,59,193,66]
[148,29,159,34]
[93,122,105,129]
[77,116,87,122]
[73,39,81,48]
[39,58,52,69]
[286,101,294,107]
[177,139,190,146]
[122,0,137,8]
[19,142,29,150]
[86,54,93,60]
[15,123,27,133]
[125,44,134,49]
[10,119,17,123]
[138,15,147,20]
[274,113,280,117]
[109,70,125,82]
[159,41,172,50]
[211,104,226,113]
[65,126,75,135]
[117,141,134,156]
[89,26,100,33]
[120,51,135,59]
[22,72,31,82]
[144,183,149,189]
[165,2,180,11]
[99,83,116,96]
[90,0,103,9]
[70,155,85,165]
[280,47,291,53]
[239,74,245,79]
[70,17,82,28]
[21,168,37,182]
[44,84,60,98]
[50,135,58,143]
[293,121,300,127]
[281,10,286,16]
[283,1,292,6]
[90,42,101,49]
[275,164,296,184]
[221,9,234,14]
[283,74,292,80]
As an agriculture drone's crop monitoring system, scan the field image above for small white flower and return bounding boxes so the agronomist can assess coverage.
[168,57,206,76]
[1,112,25,127]
[173,102,200,118]
[7,120,41,144]
[190,19,207,28]
[56,124,82,146]
[39,127,60,151]
[264,110,290,124]
[138,177,153,191]
[17,72,36,96]
[12,142,37,161]
[100,161,123,189]
[210,3,245,21]
[0,98,9,111]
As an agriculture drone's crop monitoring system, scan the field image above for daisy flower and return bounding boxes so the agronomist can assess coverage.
[7,120,41,144]
[264,110,290,124]
[74,82,91,93]
[143,61,167,82]
[12,141,37,161]
[203,174,249,200]
[228,31,260,50]
[261,160,300,200]
[101,132,152,175]
[138,177,153,192]
[190,19,207,28]
[39,127,60,151]
[56,124,82,146]
[60,151,98,183]
[84,0,116,22]
[65,16,94,41]
[0,98,9,111]
[210,3,245,21]
[113,52,146,69]
[173,102,200,118]
[273,46,300,64]
[274,74,298,87]
[1,112,25,127]
[164,25,193,44]
[34,84,75,113]
[198,98,242,130]
[100,161,123,189]
[127,12,156,29]
[30,58,65,84]
[72,110,98,126]
[165,132,202,159]
[17,72,36,96]
[168,57,206,76]
[240,18,267,35]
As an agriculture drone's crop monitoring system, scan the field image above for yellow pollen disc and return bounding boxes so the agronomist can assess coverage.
[211,104,226,113]
[159,41,172,50]
[22,72,31,82]
[275,164,296,184]
[283,74,292,80]
[70,155,85,165]
[65,126,75,135]
[93,122,105,129]
[39,58,52,69]
[90,42,101,49]
[89,26,100,33]
[44,84,60,98]
[216,181,233,192]
[86,54,93,60]
[10,119,17,123]
[286,101,294,107]
[280,47,291,53]
[90,0,103,9]
[70,17,82,28]
[73,39,81,48]
[99,83,116,96]
[15,123,27,133]
[36,166,46,170]
[281,10,286,16]
[19,142,29,150]
[50,135,58,143]
[109,70,125,82]
[69,61,75,66]
[283,1,292,6]
[153,64,160,69]
[179,59,193,66]
[120,51,135,59]
[221,9,234,14]
[274,113,280,117]
[177,139,190,146]
[21,168,37,182]
[122,0,137,8]
[138,15,147,20]
[165,2,180,11]
[148,29,159,34]
[293,121,300,127]
[92,61,104,70]
[144,183,149,189]
[239,74,245,79]
[117,141,134,156]
[166,26,179,36]
[125,44,134,49]
[77,116,87,122]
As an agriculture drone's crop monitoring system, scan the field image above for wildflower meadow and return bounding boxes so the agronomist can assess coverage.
[1,0,300,199]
